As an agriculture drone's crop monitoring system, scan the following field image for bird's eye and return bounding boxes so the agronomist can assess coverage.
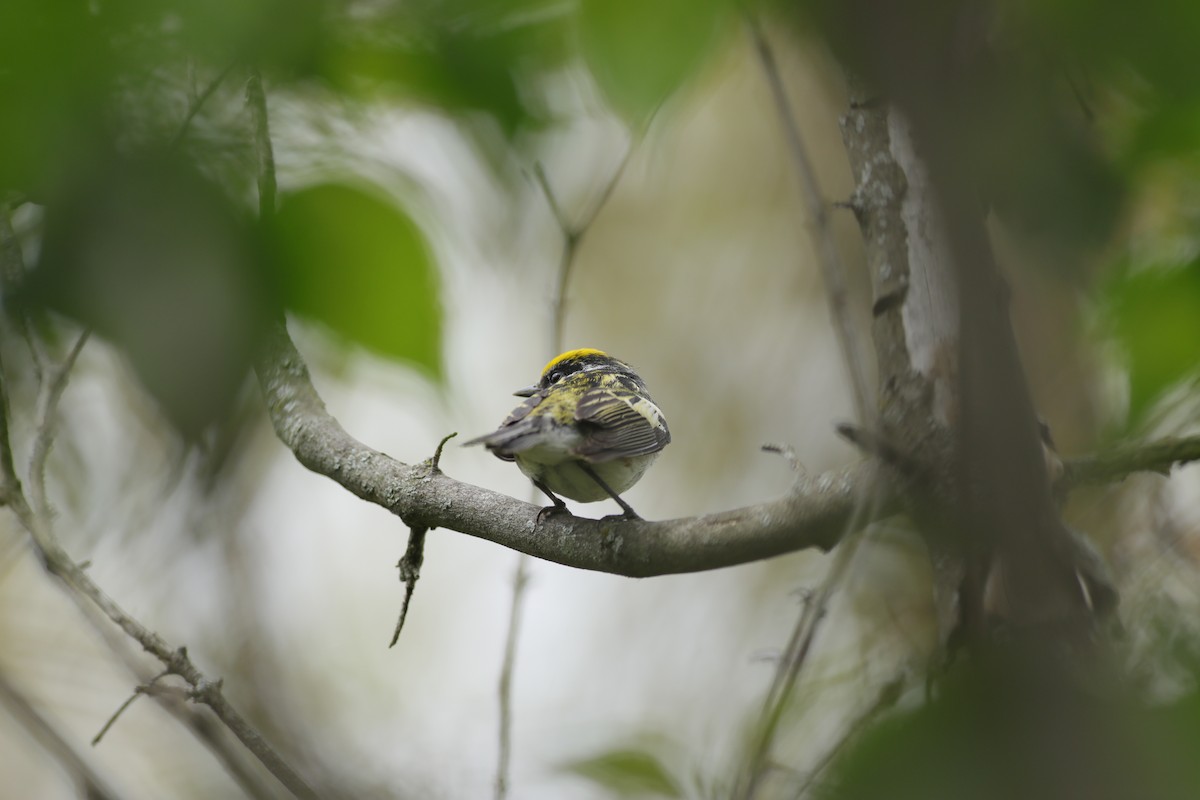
[549,370,563,383]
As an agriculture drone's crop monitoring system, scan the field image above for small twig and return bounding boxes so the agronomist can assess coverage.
[0,209,45,388]
[429,431,458,474]
[169,60,238,151]
[1062,434,1200,488]
[0,369,23,513]
[389,526,428,648]
[36,553,320,797]
[532,163,572,240]
[738,35,889,784]
[835,422,921,475]
[0,669,123,800]
[390,433,457,647]
[245,70,277,222]
[744,12,873,426]
[27,329,90,521]
[92,670,171,746]
[734,524,870,800]
[762,443,805,474]
[792,673,905,797]
[83,601,283,800]
[534,118,649,349]
[577,138,640,237]
[494,555,530,800]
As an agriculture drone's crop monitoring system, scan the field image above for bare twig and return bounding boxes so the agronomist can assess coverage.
[733,521,872,800]
[429,431,457,473]
[389,526,429,648]
[169,60,238,151]
[1062,435,1200,488]
[494,556,530,800]
[27,330,90,521]
[762,443,805,474]
[92,670,171,746]
[245,70,277,222]
[744,13,873,425]
[532,163,570,239]
[0,669,123,800]
[738,21,893,792]
[390,433,457,647]
[792,672,905,796]
[534,118,646,349]
[0,209,45,387]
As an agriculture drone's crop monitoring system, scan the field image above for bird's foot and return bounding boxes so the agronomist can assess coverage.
[536,503,571,524]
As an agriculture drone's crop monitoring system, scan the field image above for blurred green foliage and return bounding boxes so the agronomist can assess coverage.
[1103,258,1200,426]
[270,182,441,377]
[313,0,572,136]
[2,0,734,436]
[26,154,271,436]
[825,664,1200,800]
[563,747,683,798]
[578,0,733,125]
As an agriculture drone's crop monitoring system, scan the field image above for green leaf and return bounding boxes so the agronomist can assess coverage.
[1104,258,1200,424]
[577,0,731,125]
[829,669,1200,800]
[271,182,442,378]
[0,3,115,193]
[317,0,571,137]
[27,154,272,437]
[563,748,682,798]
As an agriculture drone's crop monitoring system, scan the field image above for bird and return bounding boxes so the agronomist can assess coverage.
[464,348,670,519]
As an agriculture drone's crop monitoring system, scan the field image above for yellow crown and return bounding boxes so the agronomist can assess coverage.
[540,348,609,376]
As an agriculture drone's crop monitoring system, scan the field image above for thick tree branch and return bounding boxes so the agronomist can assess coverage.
[255,318,1200,577]
[254,319,875,576]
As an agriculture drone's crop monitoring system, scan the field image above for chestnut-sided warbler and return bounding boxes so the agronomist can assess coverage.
[464,348,670,518]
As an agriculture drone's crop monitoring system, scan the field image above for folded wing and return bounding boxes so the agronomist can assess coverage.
[573,386,670,462]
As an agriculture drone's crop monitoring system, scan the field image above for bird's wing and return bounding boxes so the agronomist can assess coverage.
[461,393,547,457]
[573,385,670,462]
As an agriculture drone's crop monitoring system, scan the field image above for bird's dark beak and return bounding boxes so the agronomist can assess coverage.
[513,385,539,397]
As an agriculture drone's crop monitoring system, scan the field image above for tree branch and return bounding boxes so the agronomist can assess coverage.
[745,13,874,425]
[0,339,321,800]
[254,319,876,576]
[169,60,237,151]
[494,557,529,800]
[1062,435,1200,487]
[255,316,1200,578]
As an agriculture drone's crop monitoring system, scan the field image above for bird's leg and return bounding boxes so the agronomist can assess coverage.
[532,480,570,521]
[578,464,641,520]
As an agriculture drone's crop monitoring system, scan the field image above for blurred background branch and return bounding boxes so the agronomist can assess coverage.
[0,668,121,800]
[0,333,321,800]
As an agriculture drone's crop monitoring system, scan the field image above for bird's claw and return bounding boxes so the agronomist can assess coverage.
[536,504,571,524]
